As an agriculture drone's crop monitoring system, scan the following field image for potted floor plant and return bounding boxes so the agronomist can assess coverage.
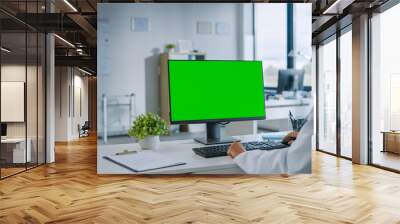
[128,113,169,150]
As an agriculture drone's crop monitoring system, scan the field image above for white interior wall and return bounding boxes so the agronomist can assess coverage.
[239,4,255,60]
[98,4,185,117]
[55,67,89,141]
[72,74,89,138]
[1,64,46,164]
[98,3,244,117]
[1,65,31,137]
[55,67,70,141]
[181,4,241,60]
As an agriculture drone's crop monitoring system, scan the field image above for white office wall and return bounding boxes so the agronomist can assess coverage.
[98,4,185,117]
[76,74,89,123]
[55,67,89,141]
[98,3,244,117]
[181,4,241,60]
[1,65,35,138]
[239,4,255,60]
[1,65,26,81]
[72,74,89,138]
[1,82,24,122]
[1,66,26,124]
[55,67,70,141]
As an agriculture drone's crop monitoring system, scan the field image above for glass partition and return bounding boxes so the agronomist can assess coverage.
[317,37,337,154]
[0,2,46,179]
[1,31,28,177]
[339,29,352,158]
[370,4,400,171]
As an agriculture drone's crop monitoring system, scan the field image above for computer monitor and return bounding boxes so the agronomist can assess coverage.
[277,69,304,94]
[1,123,7,138]
[168,60,266,145]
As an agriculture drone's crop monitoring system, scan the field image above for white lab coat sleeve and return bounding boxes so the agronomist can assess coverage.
[285,125,312,174]
[286,109,314,174]
[233,148,289,174]
[233,108,314,174]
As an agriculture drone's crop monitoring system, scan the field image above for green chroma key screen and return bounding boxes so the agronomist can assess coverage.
[168,60,266,123]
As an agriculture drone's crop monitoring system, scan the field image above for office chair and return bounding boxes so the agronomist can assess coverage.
[79,121,90,138]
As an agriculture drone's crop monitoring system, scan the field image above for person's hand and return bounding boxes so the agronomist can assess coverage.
[282,132,298,145]
[227,142,246,159]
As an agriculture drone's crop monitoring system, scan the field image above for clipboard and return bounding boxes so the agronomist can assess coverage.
[103,151,186,173]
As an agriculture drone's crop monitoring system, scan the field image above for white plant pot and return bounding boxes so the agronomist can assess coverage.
[139,135,160,150]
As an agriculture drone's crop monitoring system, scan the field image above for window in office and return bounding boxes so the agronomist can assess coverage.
[255,4,312,88]
[317,37,337,154]
[370,3,400,171]
[255,4,287,88]
[340,29,352,158]
[294,4,312,87]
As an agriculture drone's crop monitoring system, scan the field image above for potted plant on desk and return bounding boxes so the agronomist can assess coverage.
[128,113,169,150]
[165,43,176,53]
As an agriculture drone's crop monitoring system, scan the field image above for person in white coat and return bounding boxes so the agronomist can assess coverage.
[227,109,314,174]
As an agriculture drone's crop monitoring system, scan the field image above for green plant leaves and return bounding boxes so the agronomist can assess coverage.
[127,112,169,140]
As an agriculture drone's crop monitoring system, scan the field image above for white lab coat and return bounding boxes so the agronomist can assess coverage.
[234,109,314,174]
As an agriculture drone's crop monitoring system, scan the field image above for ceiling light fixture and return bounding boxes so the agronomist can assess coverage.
[54,34,75,48]
[63,0,78,12]
[1,47,11,53]
[78,67,93,76]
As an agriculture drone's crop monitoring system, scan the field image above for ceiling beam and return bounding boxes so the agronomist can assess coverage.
[55,55,96,71]
[67,13,97,39]
[322,0,356,15]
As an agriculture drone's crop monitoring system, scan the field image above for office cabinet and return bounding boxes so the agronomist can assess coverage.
[382,131,400,154]
[1,139,32,164]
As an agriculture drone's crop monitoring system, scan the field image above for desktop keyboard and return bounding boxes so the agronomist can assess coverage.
[192,141,288,158]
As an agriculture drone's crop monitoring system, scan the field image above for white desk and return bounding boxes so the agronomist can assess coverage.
[258,98,312,131]
[265,98,311,120]
[1,138,31,163]
[98,134,289,175]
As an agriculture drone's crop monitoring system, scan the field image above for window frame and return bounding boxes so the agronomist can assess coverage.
[315,24,353,160]
[367,0,400,173]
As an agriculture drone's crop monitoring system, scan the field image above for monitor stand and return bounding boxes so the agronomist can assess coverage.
[194,122,238,145]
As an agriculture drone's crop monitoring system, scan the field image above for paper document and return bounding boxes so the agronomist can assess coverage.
[103,151,186,172]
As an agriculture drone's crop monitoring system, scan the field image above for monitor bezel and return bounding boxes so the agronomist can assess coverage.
[167,59,266,124]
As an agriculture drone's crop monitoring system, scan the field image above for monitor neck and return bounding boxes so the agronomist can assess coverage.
[194,122,238,145]
[206,122,221,140]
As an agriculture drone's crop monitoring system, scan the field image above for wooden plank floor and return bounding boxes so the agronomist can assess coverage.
[1,135,400,224]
